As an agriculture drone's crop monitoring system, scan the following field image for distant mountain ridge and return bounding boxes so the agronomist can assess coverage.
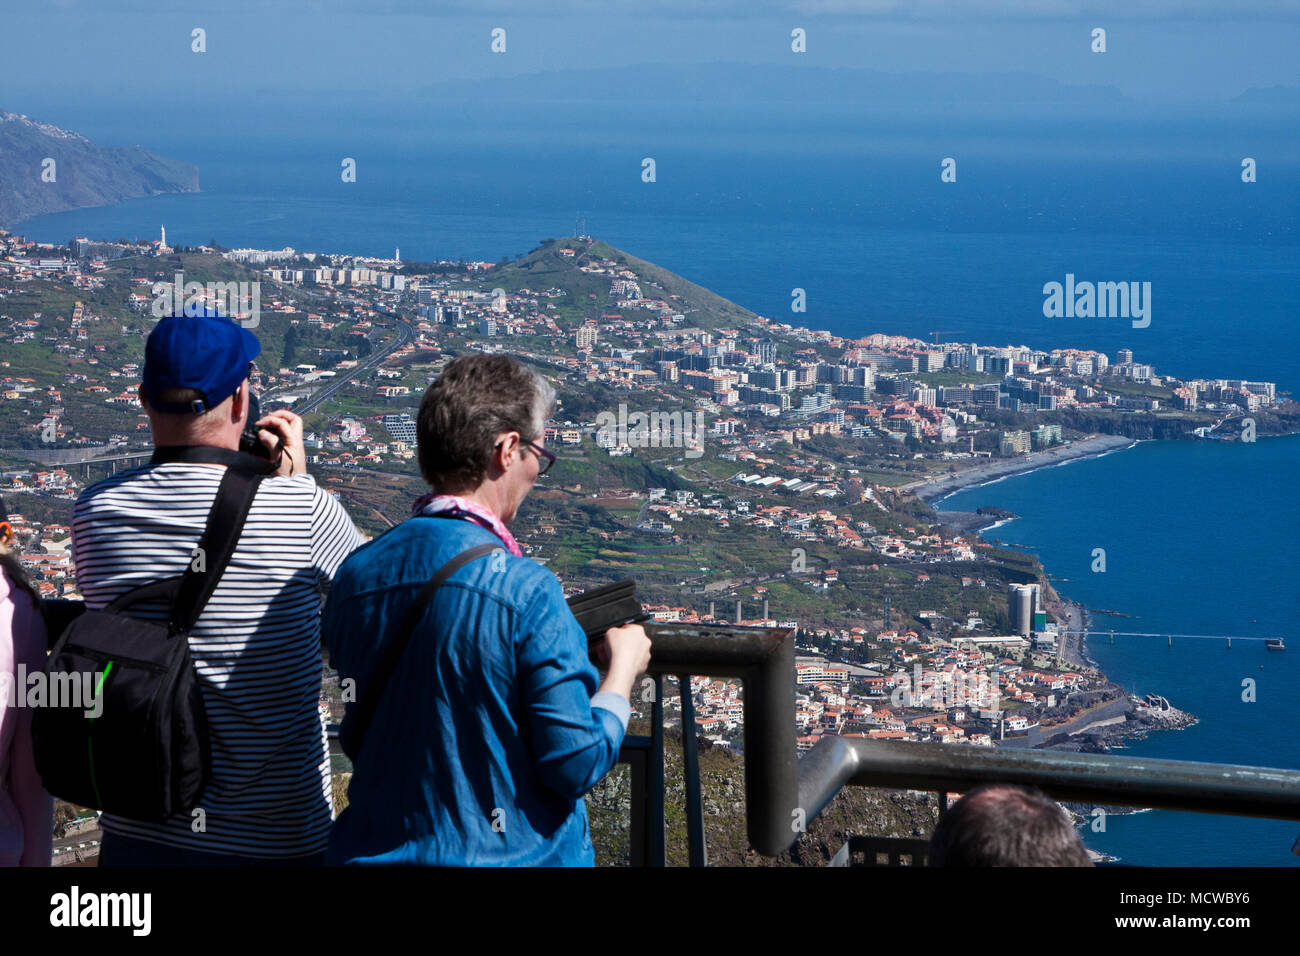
[1231,84,1300,106]
[0,110,198,228]
[418,62,1129,112]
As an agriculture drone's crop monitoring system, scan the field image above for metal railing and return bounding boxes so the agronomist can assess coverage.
[193,616,1300,864]
[327,621,797,864]
[626,626,1300,864]
[797,735,1300,826]
[616,622,797,864]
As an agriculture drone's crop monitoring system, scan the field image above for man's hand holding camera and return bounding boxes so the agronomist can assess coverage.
[254,409,307,477]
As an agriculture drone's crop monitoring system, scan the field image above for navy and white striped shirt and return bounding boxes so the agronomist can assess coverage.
[71,461,364,858]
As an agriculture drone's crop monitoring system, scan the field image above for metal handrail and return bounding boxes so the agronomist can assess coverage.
[317,621,1300,863]
[797,735,1300,826]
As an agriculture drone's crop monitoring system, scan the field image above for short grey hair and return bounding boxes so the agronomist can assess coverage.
[417,354,556,493]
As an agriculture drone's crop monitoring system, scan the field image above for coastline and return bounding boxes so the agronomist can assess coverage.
[914,437,1200,756]
[902,433,1138,506]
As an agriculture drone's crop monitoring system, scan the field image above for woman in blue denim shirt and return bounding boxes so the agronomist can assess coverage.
[324,354,651,865]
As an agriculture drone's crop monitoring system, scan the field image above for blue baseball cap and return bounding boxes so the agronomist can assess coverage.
[142,309,262,414]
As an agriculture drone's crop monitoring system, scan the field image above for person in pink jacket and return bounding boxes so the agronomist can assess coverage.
[0,523,53,866]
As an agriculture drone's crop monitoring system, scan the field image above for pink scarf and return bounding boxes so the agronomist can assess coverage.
[412,493,524,557]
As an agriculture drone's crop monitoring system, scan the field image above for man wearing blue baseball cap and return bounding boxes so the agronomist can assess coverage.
[140,311,298,468]
[71,309,364,865]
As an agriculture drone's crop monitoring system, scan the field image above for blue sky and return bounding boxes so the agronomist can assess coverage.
[3,1,1296,108]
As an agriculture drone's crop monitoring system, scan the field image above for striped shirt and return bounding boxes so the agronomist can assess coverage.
[71,461,363,858]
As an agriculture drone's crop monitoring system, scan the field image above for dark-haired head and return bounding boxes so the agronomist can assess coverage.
[929,784,1093,867]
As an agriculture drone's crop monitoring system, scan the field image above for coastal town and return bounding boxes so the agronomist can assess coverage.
[1,228,1286,773]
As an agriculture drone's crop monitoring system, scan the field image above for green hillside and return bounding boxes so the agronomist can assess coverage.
[471,236,760,332]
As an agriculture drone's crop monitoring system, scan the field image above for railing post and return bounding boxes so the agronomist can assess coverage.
[744,627,798,856]
[678,673,707,867]
[620,739,649,867]
[649,674,666,866]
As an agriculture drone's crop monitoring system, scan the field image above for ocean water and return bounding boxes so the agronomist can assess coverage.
[16,105,1300,390]
[937,435,1300,866]
[14,103,1299,864]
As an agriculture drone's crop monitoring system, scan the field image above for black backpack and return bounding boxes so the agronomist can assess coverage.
[32,447,269,821]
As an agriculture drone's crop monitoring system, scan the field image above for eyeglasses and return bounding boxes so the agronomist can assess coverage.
[526,440,557,476]
[496,437,556,476]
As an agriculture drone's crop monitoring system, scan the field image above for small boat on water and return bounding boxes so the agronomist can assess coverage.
[1265,638,1285,652]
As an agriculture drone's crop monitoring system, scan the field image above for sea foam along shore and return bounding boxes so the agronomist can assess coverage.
[902,433,1137,505]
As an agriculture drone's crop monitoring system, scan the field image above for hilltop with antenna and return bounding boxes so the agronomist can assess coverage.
[475,235,760,333]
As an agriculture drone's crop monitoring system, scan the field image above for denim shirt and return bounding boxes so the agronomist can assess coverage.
[323,515,628,866]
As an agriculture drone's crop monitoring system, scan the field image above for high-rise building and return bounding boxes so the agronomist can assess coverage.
[835,384,871,401]
[985,354,1012,375]
[1008,583,1040,637]
[1032,424,1063,449]
[861,352,919,373]
[817,364,848,385]
[877,376,914,396]
[999,430,1032,456]
[1117,348,1133,365]
[910,386,938,407]
[682,354,720,371]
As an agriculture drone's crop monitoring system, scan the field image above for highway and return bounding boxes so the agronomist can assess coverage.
[289,306,417,416]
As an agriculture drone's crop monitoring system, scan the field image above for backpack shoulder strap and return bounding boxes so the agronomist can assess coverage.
[169,467,263,635]
[344,541,503,758]
[100,466,263,628]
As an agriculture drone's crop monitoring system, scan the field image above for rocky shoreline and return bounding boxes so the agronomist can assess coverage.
[1040,605,1199,754]
[1039,698,1198,754]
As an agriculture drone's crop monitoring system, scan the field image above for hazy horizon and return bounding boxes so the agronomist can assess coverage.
[4,1,1297,110]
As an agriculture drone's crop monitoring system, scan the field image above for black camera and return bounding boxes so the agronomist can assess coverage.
[239,391,275,459]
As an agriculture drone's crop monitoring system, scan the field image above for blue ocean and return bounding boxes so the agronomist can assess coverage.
[938,437,1300,866]
[15,97,1299,864]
